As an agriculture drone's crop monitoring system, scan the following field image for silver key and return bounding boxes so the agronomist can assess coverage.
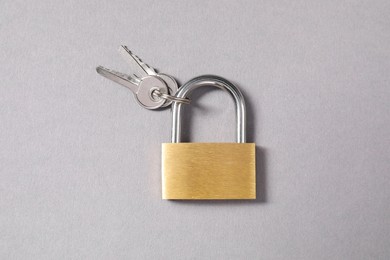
[119,45,178,107]
[96,66,169,110]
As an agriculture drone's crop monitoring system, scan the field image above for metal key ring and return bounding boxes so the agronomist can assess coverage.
[152,89,191,105]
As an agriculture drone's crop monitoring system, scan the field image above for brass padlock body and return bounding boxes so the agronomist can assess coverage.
[162,143,256,200]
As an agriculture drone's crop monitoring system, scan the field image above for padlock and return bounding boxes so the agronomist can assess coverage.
[162,75,256,200]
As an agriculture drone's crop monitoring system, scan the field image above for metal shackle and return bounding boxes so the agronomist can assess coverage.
[171,75,247,143]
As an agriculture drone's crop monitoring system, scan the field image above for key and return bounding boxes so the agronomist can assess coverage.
[96,66,169,110]
[119,46,178,107]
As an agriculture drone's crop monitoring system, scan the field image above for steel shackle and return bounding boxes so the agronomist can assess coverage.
[171,75,247,143]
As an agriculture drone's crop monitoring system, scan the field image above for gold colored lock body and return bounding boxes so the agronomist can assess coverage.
[162,143,256,200]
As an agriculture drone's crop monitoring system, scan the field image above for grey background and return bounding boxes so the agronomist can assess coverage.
[1,0,389,259]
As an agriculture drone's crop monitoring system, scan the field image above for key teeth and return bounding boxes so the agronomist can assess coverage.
[96,65,141,88]
[119,45,142,64]
[130,52,149,69]
[96,65,107,72]
[96,65,112,76]
[118,45,157,76]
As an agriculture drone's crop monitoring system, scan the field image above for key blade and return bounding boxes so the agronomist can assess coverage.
[119,45,157,77]
[96,66,140,94]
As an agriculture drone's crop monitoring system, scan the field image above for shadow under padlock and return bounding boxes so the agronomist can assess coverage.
[162,75,262,200]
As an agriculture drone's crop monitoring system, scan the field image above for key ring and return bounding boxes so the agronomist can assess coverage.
[152,89,191,105]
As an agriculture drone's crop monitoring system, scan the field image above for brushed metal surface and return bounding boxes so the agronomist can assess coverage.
[162,143,256,200]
